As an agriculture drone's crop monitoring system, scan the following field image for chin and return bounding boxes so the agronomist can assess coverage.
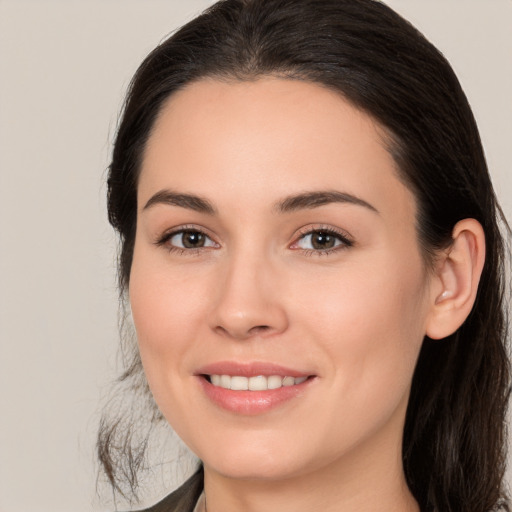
[207,455,303,481]
[197,432,331,483]
[189,433,301,480]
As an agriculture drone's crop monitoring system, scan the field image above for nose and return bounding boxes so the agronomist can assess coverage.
[209,251,289,341]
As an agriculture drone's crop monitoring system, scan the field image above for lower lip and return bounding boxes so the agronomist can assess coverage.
[197,376,315,415]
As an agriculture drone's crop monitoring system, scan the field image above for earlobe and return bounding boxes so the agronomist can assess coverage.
[425,219,486,340]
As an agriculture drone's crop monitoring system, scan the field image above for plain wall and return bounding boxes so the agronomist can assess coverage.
[0,1,510,511]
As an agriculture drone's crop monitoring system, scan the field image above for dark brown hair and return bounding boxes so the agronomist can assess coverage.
[100,1,511,510]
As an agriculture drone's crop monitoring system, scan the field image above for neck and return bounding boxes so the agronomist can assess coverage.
[202,410,419,512]
[203,465,418,512]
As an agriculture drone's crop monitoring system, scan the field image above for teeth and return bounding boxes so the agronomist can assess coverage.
[282,376,295,387]
[267,375,282,389]
[209,374,308,391]
[230,376,248,390]
[220,374,231,388]
[248,375,267,391]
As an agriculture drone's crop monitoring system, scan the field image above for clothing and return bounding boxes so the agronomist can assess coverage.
[134,467,204,512]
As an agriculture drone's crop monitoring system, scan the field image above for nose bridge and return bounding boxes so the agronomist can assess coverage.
[210,243,288,340]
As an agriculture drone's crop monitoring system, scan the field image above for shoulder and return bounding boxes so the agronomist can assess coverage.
[132,467,204,512]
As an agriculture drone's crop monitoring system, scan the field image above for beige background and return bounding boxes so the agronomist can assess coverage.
[0,1,510,511]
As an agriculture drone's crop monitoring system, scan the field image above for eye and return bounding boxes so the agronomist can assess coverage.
[169,230,216,249]
[156,227,219,253]
[292,228,353,253]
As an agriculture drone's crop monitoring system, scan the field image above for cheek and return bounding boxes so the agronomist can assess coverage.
[128,243,211,377]
[293,254,429,385]
[295,259,429,449]
[128,248,212,427]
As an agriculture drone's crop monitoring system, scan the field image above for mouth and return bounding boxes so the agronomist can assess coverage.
[204,374,310,390]
[195,362,316,414]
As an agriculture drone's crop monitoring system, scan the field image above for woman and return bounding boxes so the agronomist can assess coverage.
[99,0,511,511]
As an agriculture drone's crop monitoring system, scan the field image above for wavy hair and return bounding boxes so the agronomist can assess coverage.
[99,1,511,510]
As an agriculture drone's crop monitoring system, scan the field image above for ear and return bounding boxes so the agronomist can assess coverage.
[425,218,486,340]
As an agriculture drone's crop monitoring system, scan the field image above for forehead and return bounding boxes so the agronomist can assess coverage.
[144,77,387,172]
[139,77,416,224]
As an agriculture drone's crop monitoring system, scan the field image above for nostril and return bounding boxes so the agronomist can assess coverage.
[214,324,272,339]
[214,325,229,336]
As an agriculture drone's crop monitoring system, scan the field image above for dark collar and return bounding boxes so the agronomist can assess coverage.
[134,466,204,512]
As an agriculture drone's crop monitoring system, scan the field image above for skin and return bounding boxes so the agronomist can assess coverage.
[129,78,484,512]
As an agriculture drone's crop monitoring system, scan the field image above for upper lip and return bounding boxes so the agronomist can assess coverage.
[195,361,313,378]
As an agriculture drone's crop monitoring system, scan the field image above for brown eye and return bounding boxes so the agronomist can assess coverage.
[168,230,216,249]
[295,229,352,252]
[310,231,336,250]
[181,230,206,248]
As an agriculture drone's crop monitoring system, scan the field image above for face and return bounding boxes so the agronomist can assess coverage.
[130,78,435,482]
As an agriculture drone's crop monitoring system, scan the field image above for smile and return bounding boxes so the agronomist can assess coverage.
[208,374,308,391]
[196,362,316,414]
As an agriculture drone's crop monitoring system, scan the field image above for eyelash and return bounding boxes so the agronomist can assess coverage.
[155,225,219,256]
[292,225,354,256]
[155,225,354,257]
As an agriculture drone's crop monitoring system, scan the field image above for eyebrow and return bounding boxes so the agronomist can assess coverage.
[142,188,378,216]
[143,190,216,215]
[275,190,379,214]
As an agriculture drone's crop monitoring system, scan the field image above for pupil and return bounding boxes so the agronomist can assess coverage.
[182,231,205,248]
[312,231,335,250]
